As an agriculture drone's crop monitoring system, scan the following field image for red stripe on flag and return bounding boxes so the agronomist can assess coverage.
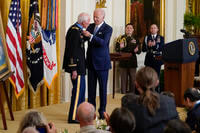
[11,74,16,84]
[17,32,22,49]
[7,27,23,69]
[6,26,17,46]
[6,42,16,66]
[16,68,24,88]
[16,49,23,69]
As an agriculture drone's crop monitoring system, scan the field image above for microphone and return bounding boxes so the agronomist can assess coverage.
[180,29,187,33]
[180,29,190,37]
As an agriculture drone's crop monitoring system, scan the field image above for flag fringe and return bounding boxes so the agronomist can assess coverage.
[9,77,25,99]
[43,72,58,89]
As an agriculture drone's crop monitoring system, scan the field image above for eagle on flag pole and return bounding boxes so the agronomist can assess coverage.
[26,0,44,92]
[6,0,24,98]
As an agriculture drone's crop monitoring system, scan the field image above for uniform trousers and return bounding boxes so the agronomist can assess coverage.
[120,68,136,94]
[68,75,85,122]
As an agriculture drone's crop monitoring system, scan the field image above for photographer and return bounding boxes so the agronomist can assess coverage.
[46,122,57,133]
[17,110,57,133]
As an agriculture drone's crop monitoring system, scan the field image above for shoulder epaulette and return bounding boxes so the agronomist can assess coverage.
[116,34,126,44]
[71,27,79,30]
[116,35,122,41]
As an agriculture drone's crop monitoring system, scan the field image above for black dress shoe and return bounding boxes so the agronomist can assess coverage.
[68,120,80,124]
[99,114,105,120]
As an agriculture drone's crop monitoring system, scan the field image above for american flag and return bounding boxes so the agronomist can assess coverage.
[6,0,24,98]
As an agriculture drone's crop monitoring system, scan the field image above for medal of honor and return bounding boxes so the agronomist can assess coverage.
[157,36,160,43]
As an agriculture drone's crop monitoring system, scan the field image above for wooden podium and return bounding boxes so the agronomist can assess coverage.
[164,62,195,106]
[163,38,199,106]
[110,52,132,98]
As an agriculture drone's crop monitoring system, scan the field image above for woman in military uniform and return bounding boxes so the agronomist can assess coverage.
[115,23,141,94]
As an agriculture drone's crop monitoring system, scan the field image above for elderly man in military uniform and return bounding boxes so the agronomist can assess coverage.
[63,12,90,123]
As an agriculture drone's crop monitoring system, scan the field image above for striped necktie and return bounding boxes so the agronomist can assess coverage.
[93,26,99,35]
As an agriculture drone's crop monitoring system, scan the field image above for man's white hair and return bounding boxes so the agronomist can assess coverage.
[94,8,105,17]
[78,12,90,24]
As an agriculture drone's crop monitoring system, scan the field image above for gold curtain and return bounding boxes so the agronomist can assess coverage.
[186,0,200,14]
[192,0,200,15]
[0,0,60,111]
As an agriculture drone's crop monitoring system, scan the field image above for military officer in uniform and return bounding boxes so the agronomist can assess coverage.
[63,12,90,123]
[142,24,164,92]
[115,23,141,94]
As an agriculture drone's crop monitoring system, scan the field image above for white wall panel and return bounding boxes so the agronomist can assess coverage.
[60,0,126,102]
[165,0,186,43]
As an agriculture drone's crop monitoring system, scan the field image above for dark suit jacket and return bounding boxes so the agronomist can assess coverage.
[86,22,113,70]
[186,102,200,132]
[122,94,179,133]
[63,23,86,75]
[142,34,164,67]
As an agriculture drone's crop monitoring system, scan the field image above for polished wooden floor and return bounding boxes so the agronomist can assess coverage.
[0,94,123,133]
[0,93,186,133]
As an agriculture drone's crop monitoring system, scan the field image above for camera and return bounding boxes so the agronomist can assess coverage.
[36,125,47,133]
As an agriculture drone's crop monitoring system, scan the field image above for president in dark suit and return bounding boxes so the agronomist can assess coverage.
[82,8,113,119]
[63,12,90,123]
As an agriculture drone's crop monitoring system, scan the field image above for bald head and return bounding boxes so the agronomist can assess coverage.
[93,8,105,25]
[22,127,39,133]
[77,12,90,28]
[77,102,95,123]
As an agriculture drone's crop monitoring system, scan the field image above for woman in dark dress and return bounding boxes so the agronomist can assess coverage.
[121,66,179,133]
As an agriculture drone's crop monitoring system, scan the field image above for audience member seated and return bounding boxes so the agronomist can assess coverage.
[17,110,55,133]
[104,107,136,133]
[22,127,39,133]
[161,91,175,98]
[46,122,57,133]
[121,66,179,133]
[184,88,200,133]
[163,119,192,133]
[77,102,110,133]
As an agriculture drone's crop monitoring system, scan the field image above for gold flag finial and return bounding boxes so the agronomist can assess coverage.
[96,0,107,8]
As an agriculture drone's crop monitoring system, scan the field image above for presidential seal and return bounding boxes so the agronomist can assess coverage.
[188,41,196,56]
